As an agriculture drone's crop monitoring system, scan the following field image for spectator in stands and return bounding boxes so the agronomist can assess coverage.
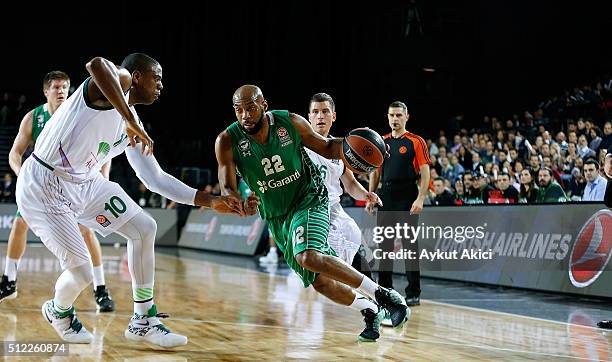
[536,168,567,203]
[495,130,505,150]
[482,141,494,164]
[582,158,607,201]
[451,134,462,154]
[567,168,587,201]
[529,154,541,173]
[568,131,578,145]
[488,172,519,204]
[478,173,496,204]
[1,173,16,203]
[1,173,14,201]
[438,146,447,160]
[457,146,472,170]
[541,143,551,158]
[577,118,587,138]
[438,136,448,149]
[509,148,519,164]
[430,155,442,176]
[519,169,538,203]
[428,138,439,156]
[439,157,454,181]
[431,177,456,206]
[578,135,596,159]
[454,178,464,204]
[589,126,603,152]
[556,131,568,150]
[598,121,611,154]
[471,152,482,172]
[566,142,578,163]
[571,157,584,178]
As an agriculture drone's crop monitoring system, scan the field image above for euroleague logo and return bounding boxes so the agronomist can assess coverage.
[362,145,373,157]
[399,146,408,154]
[568,209,612,288]
[96,215,111,227]
[277,127,288,138]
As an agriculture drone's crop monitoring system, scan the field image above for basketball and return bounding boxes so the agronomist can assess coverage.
[342,127,386,174]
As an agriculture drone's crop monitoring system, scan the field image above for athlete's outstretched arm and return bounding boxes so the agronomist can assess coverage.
[215,131,259,216]
[290,113,343,159]
[340,168,382,206]
[125,146,242,214]
[8,110,34,176]
[85,56,153,155]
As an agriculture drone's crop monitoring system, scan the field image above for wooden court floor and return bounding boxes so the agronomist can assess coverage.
[1,244,611,361]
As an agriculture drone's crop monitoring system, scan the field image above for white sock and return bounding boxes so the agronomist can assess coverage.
[357,276,379,300]
[92,264,105,289]
[349,292,378,313]
[134,299,154,316]
[5,257,19,281]
[53,301,71,313]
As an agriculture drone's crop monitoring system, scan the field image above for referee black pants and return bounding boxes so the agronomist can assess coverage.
[377,182,421,298]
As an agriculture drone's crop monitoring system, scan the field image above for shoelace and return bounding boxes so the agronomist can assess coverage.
[68,314,83,333]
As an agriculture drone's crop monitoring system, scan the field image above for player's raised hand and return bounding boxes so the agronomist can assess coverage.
[243,193,260,216]
[365,191,383,207]
[125,116,154,156]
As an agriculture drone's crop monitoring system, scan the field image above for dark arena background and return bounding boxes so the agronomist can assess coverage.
[0,1,611,360]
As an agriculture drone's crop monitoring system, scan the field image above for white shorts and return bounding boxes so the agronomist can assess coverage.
[327,203,362,264]
[16,157,141,269]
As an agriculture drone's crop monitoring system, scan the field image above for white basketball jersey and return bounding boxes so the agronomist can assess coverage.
[305,147,345,206]
[34,78,132,182]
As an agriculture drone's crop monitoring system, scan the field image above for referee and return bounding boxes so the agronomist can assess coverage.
[367,101,431,307]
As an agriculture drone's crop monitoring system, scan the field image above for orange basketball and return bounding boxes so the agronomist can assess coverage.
[341,128,386,174]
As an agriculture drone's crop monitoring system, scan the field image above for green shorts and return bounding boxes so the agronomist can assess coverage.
[268,202,336,288]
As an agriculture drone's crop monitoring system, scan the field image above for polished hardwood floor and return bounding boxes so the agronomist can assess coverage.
[1,244,611,361]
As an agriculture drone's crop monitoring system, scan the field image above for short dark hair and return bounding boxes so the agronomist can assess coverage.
[43,71,70,90]
[433,177,444,183]
[309,92,335,112]
[388,101,408,114]
[591,126,603,138]
[121,53,159,74]
[539,167,553,177]
[498,172,510,179]
[584,158,600,170]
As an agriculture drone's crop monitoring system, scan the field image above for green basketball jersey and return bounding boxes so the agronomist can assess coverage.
[31,104,52,142]
[226,110,327,219]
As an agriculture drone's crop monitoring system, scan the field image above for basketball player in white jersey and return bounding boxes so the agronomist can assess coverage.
[16,53,245,347]
[306,93,382,266]
[305,93,400,328]
[1,71,115,313]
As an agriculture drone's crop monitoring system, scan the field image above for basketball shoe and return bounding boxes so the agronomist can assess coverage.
[41,300,93,343]
[124,304,188,348]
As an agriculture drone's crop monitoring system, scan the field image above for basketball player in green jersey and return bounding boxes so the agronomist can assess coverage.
[0,71,115,312]
[216,85,409,342]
